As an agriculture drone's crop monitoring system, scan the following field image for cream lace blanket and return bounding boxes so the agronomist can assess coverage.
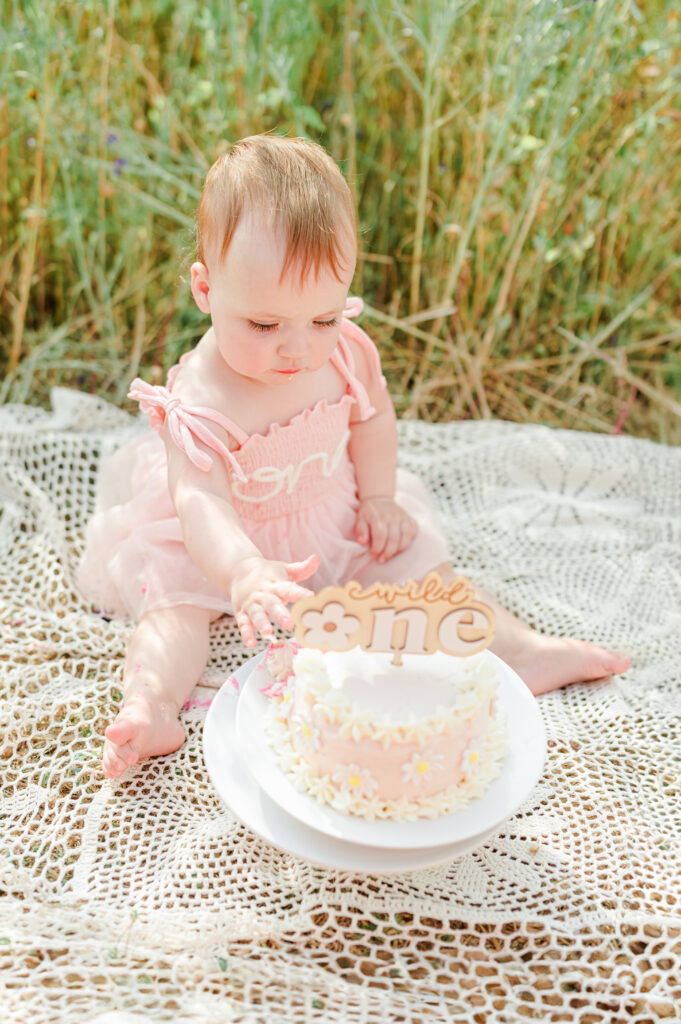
[1,388,679,1023]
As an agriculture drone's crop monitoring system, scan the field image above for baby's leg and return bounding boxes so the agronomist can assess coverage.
[103,604,214,779]
[435,563,630,695]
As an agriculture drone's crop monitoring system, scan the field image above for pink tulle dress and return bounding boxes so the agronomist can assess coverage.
[78,300,450,621]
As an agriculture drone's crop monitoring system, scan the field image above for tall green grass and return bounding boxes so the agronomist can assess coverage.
[2,0,681,440]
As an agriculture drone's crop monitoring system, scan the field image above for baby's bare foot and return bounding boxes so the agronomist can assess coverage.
[498,632,630,696]
[102,693,186,779]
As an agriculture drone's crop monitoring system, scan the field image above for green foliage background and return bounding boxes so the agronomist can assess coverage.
[3,0,681,439]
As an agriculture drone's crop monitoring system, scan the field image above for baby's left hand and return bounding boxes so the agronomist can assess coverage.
[354,496,418,563]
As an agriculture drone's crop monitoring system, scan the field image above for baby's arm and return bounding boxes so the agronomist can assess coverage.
[164,425,317,645]
[347,344,418,563]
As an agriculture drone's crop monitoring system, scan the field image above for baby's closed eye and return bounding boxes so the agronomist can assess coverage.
[246,318,338,333]
[248,320,278,333]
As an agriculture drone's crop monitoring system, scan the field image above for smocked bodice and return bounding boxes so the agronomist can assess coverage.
[128,298,385,523]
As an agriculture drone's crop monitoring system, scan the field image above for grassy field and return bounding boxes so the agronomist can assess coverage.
[2,0,681,441]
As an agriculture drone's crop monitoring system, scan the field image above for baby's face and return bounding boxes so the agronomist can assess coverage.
[191,216,356,387]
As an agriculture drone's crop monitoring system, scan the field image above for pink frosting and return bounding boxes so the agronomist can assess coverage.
[290,700,492,802]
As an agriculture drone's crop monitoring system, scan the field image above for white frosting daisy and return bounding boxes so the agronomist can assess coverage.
[331,763,378,800]
[461,744,481,780]
[401,751,445,786]
[291,714,321,755]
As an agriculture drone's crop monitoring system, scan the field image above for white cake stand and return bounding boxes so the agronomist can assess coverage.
[203,651,546,873]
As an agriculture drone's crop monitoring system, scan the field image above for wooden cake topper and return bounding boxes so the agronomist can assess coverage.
[291,571,496,665]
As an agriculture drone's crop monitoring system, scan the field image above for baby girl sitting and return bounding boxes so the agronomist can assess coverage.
[78,134,630,779]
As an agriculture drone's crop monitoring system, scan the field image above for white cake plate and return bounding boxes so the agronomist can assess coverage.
[203,653,501,873]
[234,650,546,851]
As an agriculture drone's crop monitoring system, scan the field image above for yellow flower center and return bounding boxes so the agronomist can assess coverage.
[416,761,429,774]
[468,750,479,765]
[349,774,361,788]
[302,724,311,737]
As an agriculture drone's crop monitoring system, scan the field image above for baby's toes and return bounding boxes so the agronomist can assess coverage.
[103,739,132,780]
[117,739,140,767]
[593,645,630,676]
[105,716,137,747]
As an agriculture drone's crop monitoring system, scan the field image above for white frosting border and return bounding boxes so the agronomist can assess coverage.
[291,647,498,748]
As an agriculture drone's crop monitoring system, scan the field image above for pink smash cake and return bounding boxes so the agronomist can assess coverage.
[259,640,507,820]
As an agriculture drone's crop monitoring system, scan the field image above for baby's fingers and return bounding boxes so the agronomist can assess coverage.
[250,605,275,638]
[376,520,403,562]
[272,581,316,619]
[285,553,320,582]
[394,517,418,556]
[236,599,278,647]
[373,515,418,563]
[257,587,311,633]
[369,519,388,559]
[235,609,258,649]
[254,590,297,631]
[355,511,370,545]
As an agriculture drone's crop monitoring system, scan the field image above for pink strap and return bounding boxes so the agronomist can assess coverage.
[128,379,248,481]
[335,298,387,420]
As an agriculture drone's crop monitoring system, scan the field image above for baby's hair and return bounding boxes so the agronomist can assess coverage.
[197,134,356,284]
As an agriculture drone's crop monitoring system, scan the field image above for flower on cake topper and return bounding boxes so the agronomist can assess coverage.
[461,745,480,780]
[401,751,445,786]
[332,763,378,800]
[300,601,360,652]
[291,714,321,755]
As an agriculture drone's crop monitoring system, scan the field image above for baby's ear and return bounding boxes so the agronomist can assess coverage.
[190,262,211,314]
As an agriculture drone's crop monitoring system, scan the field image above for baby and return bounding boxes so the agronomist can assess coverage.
[78,135,630,779]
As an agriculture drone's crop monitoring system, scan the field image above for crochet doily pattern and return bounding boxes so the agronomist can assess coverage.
[0,388,679,1023]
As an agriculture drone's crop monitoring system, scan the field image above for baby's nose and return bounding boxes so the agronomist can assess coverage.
[278,332,306,357]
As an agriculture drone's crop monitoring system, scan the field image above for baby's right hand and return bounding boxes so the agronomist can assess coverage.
[230,553,319,648]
